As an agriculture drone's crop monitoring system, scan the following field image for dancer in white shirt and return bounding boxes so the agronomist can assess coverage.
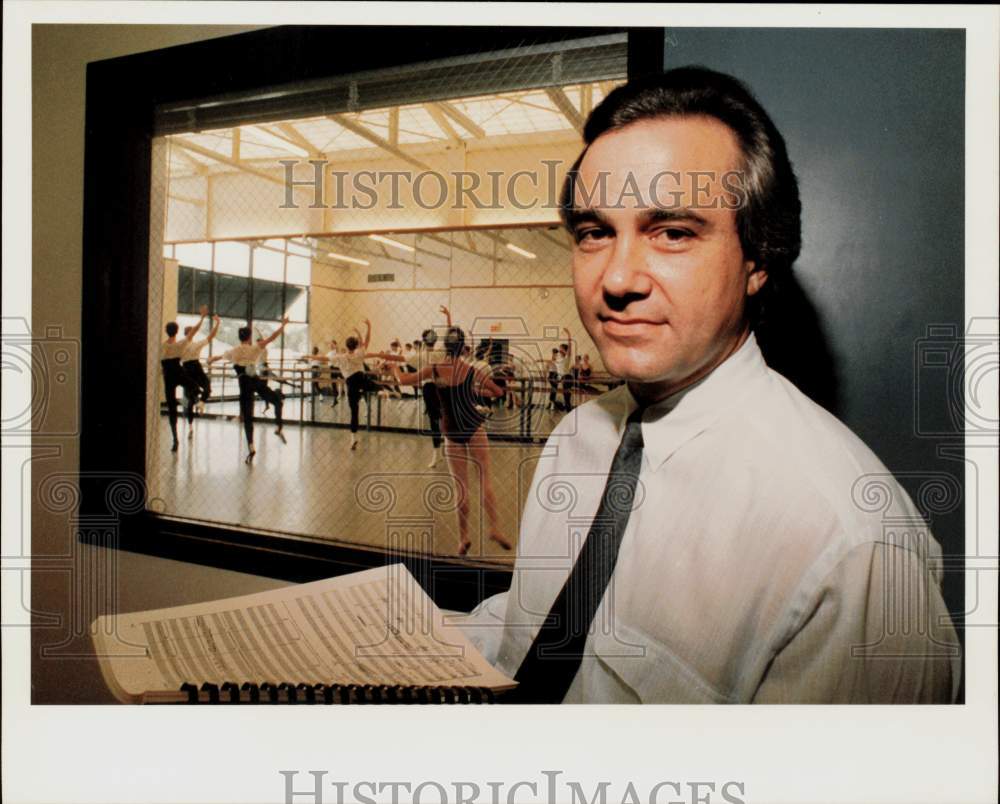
[208,318,288,463]
[181,313,221,420]
[159,305,207,452]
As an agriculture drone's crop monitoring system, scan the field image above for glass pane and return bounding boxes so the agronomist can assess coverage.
[214,273,249,319]
[252,244,285,282]
[286,254,311,285]
[214,240,251,277]
[194,269,213,312]
[174,241,212,270]
[251,277,284,321]
[285,285,308,322]
[176,265,194,313]
[281,322,309,357]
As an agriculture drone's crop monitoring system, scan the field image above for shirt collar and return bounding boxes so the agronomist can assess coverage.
[616,332,769,471]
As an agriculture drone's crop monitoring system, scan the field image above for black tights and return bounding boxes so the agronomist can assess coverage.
[422,380,442,448]
[237,372,283,446]
[346,372,369,434]
[183,360,211,405]
[162,359,197,445]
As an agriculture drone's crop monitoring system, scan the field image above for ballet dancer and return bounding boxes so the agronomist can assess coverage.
[159,305,207,451]
[313,320,385,450]
[181,313,221,420]
[391,324,512,556]
[208,317,289,463]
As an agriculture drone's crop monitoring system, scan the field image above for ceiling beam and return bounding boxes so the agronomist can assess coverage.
[271,122,322,158]
[388,108,399,147]
[424,104,461,144]
[171,138,286,186]
[422,232,485,260]
[168,194,206,207]
[169,141,209,176]
[328,114,432,171]
[545,87,584,133]
[431,101,485,139]
[580,84,593,118]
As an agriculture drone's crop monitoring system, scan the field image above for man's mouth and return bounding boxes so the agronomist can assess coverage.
[598,315,664,335]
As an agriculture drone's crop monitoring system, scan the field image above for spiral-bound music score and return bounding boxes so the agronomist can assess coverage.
[91,565,515,704]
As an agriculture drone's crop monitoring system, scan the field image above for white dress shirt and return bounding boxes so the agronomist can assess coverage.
[455,334,960,703]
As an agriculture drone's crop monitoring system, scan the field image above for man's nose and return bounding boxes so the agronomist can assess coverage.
[601,234,653,304]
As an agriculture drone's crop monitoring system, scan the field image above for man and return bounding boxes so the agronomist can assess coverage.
[181,313,221,419]
[208,318,288,462]
[159,305,207,452]
[457,67,959,703]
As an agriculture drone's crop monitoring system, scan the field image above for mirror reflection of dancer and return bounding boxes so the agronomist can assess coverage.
[181,313,221,420]
[208,317,288,463]
[160,305,207,452]
[392,323,512,556]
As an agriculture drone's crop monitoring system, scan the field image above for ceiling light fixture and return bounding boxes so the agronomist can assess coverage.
[369,234,415,253]
[326,252,371,266]
[505,243,536,259]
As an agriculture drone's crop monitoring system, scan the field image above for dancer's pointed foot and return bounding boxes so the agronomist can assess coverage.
[275,428,286,444]
[457,540,472,557]
[171,439,179,453]
[489,533,513,551]
[245,447,256,464]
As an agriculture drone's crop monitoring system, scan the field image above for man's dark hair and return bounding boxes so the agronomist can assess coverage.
[345,335,359,352]
[560,66,801,324]
[238,326,251,343]
[443,326,465,358]
[165,322,178,337]
[421,328,438,347]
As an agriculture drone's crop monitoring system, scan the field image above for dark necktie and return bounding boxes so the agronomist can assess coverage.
[512,407,645,703]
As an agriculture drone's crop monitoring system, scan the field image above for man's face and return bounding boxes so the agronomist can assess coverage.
[568,115,766,403]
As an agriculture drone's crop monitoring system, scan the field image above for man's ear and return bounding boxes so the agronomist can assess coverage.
[746,261,768,296]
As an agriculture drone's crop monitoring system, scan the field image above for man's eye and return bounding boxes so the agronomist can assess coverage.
[574,227,611,246]
[657,227,695,242]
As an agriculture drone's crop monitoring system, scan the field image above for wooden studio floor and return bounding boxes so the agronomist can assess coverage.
[148,392,583,563]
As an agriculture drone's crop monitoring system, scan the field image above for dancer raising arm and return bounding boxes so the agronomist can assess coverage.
[390,324,512,557]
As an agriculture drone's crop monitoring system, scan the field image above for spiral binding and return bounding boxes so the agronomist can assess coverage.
[179,682,497,704]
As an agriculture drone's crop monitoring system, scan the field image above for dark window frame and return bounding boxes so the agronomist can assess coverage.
[80,25,663,607]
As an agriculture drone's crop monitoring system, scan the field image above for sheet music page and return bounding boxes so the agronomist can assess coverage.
[92,564,515,701]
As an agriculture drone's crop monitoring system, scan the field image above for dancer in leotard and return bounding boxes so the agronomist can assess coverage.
[208,318,288,463]
[181,313,220,420]
[391,325,511,556]
[160,306,207,451]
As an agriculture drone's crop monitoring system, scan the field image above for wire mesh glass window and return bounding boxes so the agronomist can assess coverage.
[146,33,627,560]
